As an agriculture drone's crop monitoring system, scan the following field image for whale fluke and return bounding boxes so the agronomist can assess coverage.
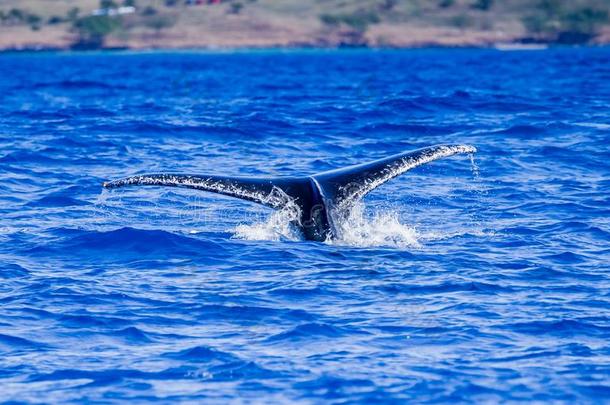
[103,144,476,241]
[103,174,305,209]
[313,144,476,207]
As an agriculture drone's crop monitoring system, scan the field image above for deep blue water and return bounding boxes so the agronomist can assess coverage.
[1,48,609,403]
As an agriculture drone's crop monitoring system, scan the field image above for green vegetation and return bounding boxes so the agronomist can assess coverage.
[566,8,608,34]
[100,0,118,8]
[67,7,80,22]
[141,6,157,16]
[1,0,610,49]
[72,15,121,48]
[472,0,494,11]
[379,0,397,11]
[0,8,43,30]
[144,14,176,34]
[318,8,382,46]
[48,15,66,25]
[449,14,473,29]
[320,10,381,33]
[229,2,244,15]
[26,13,42,30]
[69,1,173,49]
[522,0,609,43]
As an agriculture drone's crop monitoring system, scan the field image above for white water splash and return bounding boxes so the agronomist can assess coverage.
[469,152,480,178]
[328,202,421,248]
[233,197,303,242]
[234,200,421,248]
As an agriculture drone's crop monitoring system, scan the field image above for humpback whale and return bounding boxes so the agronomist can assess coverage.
[103,144,476,241]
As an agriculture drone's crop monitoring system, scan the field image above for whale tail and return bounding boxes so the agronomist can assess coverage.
[103,144,476,240]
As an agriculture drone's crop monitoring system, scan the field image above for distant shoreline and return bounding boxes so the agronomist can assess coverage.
[1,42,607,54]
[2,1,609,56]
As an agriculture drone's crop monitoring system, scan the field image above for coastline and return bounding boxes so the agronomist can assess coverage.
[2,42,608,54]
[2,1,609,54]
[2,22,609,53]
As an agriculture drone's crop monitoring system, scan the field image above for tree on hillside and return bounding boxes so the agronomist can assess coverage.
[0,8,42,30]
[67,7,80,22]
[144,14,176,36]
[100,0,118,9]
[472,0,493,11]
[229,2,243,14]
[72,15,121,49]
[320,11,380,33]
[319,10,381,46]
[522,0,608,43]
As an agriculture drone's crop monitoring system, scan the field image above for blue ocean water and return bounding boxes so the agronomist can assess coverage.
[0,48,609,402]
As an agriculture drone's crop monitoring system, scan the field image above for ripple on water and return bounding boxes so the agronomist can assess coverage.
[0,49,609,402]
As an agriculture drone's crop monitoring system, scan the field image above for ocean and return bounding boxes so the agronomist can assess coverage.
[0,48,609,402]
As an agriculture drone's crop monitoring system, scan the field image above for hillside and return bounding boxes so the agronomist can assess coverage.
[1,0,610,50]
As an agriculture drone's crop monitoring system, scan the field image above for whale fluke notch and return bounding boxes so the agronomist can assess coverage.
[103,144,476,241]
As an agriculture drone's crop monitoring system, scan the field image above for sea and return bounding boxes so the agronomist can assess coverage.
[0,48,609,403]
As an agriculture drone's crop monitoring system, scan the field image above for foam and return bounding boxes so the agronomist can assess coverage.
[233,195,303,242]
[328,201,421,248]
[234,199,420,248]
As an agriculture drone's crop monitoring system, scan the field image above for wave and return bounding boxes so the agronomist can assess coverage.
[378,96,460,112]
[189,304,313,323]
[358,122,449,135]
[0,333,47,350]
[294,375,376,396]
[164,345,238,363]
[89,120,252,138]
[27,367,187,384]
[376,280,511,295]
[492,124,547,136]
[28,195,90,208]
[266,322,362,342]
[0,151,59,165]
[29,79,126,91]
[112,326,153,343]
[502,319,610,336]
[26,227,226,259]
[0,263,30,278]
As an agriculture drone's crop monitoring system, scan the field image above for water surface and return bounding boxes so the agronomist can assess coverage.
[1,48,609,402]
